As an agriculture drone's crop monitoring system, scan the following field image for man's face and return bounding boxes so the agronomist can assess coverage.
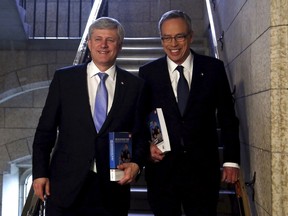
[160,18,193,65]
[88,28,122,71]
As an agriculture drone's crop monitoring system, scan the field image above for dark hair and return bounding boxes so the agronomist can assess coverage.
[158,10,192,34]
[88,17,125,44]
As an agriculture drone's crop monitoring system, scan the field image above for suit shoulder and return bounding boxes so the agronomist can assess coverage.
[56,63,86,73]
[140,57,166,70]
[54,64,87,78]
[194,52,224,66]
[139,57,166,78]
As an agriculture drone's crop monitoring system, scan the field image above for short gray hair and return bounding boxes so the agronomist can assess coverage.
[158,10,192,35]
[88,17,125,44]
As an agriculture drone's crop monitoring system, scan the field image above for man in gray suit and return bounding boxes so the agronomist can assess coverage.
[32,17,147,216]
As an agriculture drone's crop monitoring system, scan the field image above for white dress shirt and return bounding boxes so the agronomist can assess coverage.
[87,61,116,116]
[166,54,239,169]
[167,53,193,102]
[87,61,117,172]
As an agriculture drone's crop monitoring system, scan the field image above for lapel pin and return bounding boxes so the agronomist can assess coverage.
[121,81,124,85]
[201,73,204,76]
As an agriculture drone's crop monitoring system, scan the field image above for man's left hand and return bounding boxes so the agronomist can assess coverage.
[221,167,239,184]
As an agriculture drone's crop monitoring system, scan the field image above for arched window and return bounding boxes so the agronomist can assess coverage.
[23,174,33,206]
[19,167,33,216]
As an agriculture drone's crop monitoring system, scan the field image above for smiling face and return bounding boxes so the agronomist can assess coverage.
[160,18,193,65]
[88,28,122,71]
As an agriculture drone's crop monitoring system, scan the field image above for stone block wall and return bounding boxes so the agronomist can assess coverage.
[212,0,288,215]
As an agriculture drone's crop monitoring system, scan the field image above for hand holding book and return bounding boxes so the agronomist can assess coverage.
[148,108,171,153]
[109,132,134,181]
[116,162,140,185]
[150,143,165,163]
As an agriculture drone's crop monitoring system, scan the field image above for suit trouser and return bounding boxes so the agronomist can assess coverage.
[46,171,129,216]
[146,152,219,216]
[147,185,218,216]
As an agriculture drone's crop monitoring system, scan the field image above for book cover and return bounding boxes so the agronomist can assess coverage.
[109,132,132,181]
[148,108,171,153]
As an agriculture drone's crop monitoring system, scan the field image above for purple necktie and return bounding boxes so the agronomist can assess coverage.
[94,73,108,132]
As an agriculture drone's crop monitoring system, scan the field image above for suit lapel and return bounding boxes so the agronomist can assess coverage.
[73,64,97,134]
[158,58,180,115]
[185,52,206,114]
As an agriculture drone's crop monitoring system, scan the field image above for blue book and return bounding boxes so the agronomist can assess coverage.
[148,108,171,153]
[109,132,132,181]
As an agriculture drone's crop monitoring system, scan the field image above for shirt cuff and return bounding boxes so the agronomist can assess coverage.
[223,162,240,169]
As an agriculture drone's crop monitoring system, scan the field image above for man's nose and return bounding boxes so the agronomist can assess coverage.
[171,38,178,46]
[101,40,108,47]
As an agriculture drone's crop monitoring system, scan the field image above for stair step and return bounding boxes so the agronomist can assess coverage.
[131,186,235,195]
[119,48,164,57]
[130,186,237,215]
[123,37,208,46]
[116,37,210,73]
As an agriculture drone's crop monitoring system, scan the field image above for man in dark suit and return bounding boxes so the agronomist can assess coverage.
[139,10,240,216]
[32,17,147,216]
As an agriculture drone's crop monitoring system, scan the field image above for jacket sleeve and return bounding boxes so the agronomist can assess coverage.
[32,71,61,179]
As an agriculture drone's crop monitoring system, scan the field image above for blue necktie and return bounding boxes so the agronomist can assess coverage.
[94,73,108,132]
[176,65,189,116]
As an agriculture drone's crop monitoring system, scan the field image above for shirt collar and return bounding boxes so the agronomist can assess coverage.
[87,61,116,81]
[167,52,193,73]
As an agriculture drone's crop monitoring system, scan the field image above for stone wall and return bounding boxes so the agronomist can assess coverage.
[212,0,288,215]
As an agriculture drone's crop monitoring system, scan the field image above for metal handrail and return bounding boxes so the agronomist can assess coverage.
[73,0,105,65]
[19,0,95,38]
[205,0,219,58]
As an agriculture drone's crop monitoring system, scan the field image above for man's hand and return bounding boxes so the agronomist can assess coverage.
[221,167,239,184]
[33,177,50,201]
[117,162,139,185]
[150,143,165,162]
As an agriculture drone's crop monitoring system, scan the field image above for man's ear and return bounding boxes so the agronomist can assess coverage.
[87,39,91,51]
[189,31,194,44]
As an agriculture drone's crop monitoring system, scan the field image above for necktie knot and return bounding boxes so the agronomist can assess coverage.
[98,72,108,81]
[176,65,184,74]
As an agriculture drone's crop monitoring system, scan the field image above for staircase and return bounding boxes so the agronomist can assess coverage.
[117,37,209,75]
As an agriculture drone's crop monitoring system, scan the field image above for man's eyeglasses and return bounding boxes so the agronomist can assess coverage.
[161,34,189,43]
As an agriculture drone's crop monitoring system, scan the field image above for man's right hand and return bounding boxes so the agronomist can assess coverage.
[33,177,50,201]
[150,143,165,162]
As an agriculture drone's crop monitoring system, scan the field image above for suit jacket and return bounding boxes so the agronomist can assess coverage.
[139,50,240,192]
[32,62,148,208]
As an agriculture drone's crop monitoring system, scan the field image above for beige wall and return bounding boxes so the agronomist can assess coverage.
[212,0,288,215]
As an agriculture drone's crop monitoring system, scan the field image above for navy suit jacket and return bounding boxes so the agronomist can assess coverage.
[139,50,240,191]
[32,63,148,207]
